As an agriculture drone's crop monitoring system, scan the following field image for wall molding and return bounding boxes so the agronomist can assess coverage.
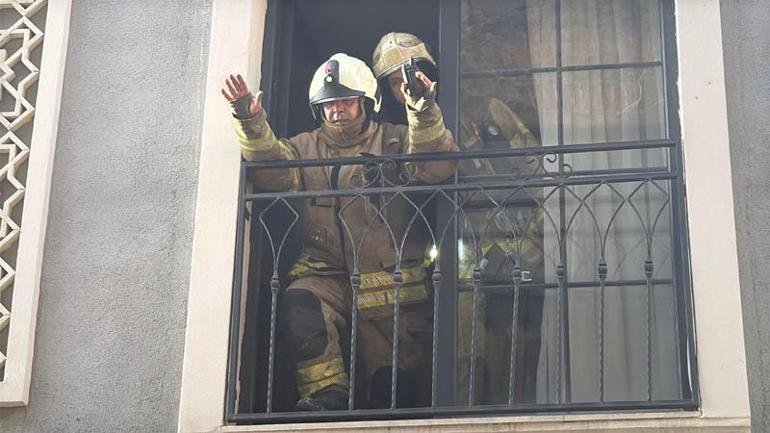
[217,413,750,433]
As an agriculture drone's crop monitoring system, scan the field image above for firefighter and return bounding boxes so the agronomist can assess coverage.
[372,32,438,124]
[222,53,455,410]
[373,32,545,404]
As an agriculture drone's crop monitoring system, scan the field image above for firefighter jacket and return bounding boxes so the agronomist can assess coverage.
[233,99,455,317]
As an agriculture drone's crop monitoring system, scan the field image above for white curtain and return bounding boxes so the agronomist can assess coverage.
[527,0,681,403]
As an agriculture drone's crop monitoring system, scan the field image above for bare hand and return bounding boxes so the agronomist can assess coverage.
[221,73,262,117]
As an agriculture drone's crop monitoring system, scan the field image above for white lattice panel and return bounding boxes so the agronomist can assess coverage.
[0,0,47,374]
[0,0,71,406]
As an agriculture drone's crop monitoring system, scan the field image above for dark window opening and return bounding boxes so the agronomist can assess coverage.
[266,0,440,137]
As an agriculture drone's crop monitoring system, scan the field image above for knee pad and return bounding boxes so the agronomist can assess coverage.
[280,289,328,361]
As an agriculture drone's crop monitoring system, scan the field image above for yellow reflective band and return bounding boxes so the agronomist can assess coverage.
[288,255,337,278]
[358,265,426,290]
[357,283,429,310]
[297,256,334,268]
[409,115,446,146]
[237,124,278,152]
[288,263,310,279]
[295,357,349,398]
[297,374,350,399]
[296,357,345,385]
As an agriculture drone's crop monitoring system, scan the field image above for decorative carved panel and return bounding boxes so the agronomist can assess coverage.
[0,0,48,378]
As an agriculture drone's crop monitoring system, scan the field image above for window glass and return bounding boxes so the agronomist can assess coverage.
[560,67,667,170]
[560,0,662,66]
[457,0,681,405]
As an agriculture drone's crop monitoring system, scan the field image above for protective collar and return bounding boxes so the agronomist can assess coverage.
[320,111,376,148]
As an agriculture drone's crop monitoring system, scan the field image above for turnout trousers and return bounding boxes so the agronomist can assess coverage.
[279,273,433,408]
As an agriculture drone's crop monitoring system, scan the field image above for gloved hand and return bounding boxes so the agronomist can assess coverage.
[401,71,437,113]
[221,73,263,119]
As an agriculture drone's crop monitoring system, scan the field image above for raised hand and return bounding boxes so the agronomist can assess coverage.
[221,73,262,118]
[400,71,437,109]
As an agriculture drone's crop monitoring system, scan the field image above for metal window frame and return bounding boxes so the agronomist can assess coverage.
[224,0,698,424]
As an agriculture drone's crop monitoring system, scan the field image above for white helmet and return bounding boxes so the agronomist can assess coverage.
[308,53,381,119]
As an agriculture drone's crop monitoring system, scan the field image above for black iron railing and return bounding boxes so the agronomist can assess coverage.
[225,140,697,424]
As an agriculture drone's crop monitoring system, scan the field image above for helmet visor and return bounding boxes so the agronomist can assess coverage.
[309,80,365,107]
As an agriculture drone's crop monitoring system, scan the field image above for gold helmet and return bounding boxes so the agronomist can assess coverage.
[372,32,437,79]
[308,53,381,118]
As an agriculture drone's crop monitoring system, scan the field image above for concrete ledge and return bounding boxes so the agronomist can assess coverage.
[215,412,750,433]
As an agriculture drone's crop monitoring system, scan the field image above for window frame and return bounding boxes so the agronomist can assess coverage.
[177,0,750,431]
[236,0,694,417]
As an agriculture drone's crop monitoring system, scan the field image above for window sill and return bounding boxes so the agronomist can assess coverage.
[216,412,749,433]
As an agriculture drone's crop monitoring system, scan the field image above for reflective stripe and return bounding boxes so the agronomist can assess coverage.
[296,357,345,384]
[409,115,446,146]
[297,374,350,399]
[235,119,300,168]
[288,255,339,279]
[359,264,426,290]
[237,122,278,152]
[289,259,429,308]
[295,357,349,398]
[288,263,310,279]
[299,257,335,268]
[357,264,429,310]
[235,118,301,189]
[357,282,429,310]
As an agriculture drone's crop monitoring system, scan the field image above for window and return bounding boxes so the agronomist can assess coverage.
[454,0,689,406]
[223,0,696,424]
[179,0,751,430]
